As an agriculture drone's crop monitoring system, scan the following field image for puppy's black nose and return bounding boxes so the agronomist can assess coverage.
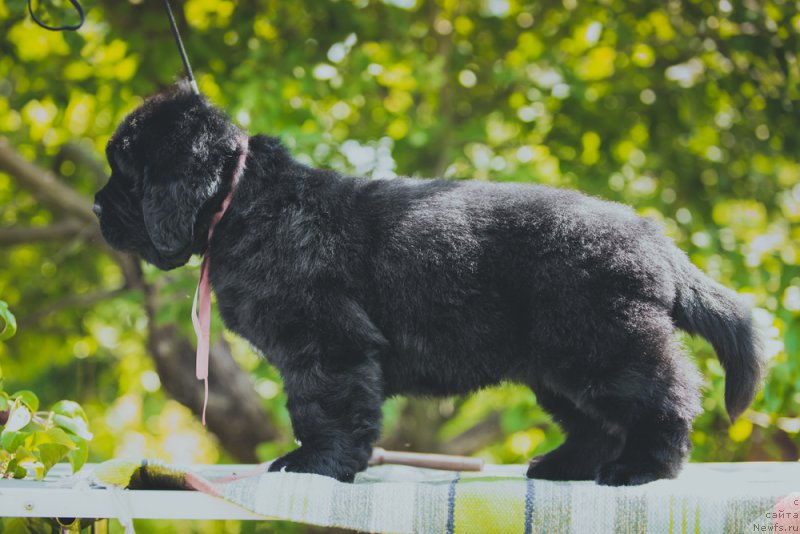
[92,202,102,218]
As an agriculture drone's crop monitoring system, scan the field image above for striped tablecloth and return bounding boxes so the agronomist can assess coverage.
[93,460,800,533]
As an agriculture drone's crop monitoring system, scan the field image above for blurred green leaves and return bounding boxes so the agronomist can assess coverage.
[0,304,92,479]
[0,300,16,341]
[0,390,93,479]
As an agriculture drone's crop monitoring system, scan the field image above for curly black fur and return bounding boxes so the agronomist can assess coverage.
[95,84,763,485]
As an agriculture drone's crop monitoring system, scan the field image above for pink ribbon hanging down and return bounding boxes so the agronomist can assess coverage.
[191,136,249,426]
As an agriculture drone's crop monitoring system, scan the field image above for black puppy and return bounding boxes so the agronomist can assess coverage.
[95,84,763,486]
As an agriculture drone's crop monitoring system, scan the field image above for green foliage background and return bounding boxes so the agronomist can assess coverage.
[1,0,799,530]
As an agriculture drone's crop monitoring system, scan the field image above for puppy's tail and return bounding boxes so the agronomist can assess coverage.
[672,257,764,422]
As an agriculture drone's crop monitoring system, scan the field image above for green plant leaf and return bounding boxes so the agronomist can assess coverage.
[5,446,35,478]
[785,321,800,358]
[51,400,88,422]
[67,438,88,473]
[2,517,53,534]
[2,518,33,534]
[35,427,77,450]
[35,442,72,474]
[0,301,17,342]
[2,519,54,534]
[53,414,93,440]
[12,446,36,463]
[4,403,31,432]
[12,464,28,479]
[11,391,39,413]
[1,430,27,452]
[5,457,19,478]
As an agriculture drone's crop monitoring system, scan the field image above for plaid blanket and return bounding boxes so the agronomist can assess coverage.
[94,460,800,533]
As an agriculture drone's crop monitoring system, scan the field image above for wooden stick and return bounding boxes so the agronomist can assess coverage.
[369,447,484,471]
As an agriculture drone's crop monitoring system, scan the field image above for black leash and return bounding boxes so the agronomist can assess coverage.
[27,0,85,31]
[27,0,200,96]
[161,0,200,95]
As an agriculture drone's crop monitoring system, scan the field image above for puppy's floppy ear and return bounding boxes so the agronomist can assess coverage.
[141,160,221,256]
[139,101,240,256]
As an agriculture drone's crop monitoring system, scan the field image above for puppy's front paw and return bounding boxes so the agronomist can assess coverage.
[526,451,597,481]
[268,446,362,482]
[595,460,672,486]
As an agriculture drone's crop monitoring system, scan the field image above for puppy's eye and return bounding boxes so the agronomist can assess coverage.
[114,152,128,173]
[114,152,140,182]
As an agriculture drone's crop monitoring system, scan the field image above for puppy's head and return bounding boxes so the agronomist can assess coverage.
[95,82,243,270]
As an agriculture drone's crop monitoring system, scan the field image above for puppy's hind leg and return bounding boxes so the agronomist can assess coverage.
[269,356,383,483]
[595,341,702,486]
[527,386,624,481]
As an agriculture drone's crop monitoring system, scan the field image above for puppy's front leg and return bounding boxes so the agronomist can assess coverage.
[269,357,383,482]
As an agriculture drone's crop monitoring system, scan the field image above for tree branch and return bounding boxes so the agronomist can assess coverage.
[0,220,89,246]
[55,142,109,188]
[429,3,461,178]
[0,137,142,288]
[19,287,129,328]
[0,137,96,225]
[440,412,503,456]
[379,399,448,452]
[144,292,279,462]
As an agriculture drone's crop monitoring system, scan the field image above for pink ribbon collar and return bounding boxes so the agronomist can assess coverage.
[191,136,249,425]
